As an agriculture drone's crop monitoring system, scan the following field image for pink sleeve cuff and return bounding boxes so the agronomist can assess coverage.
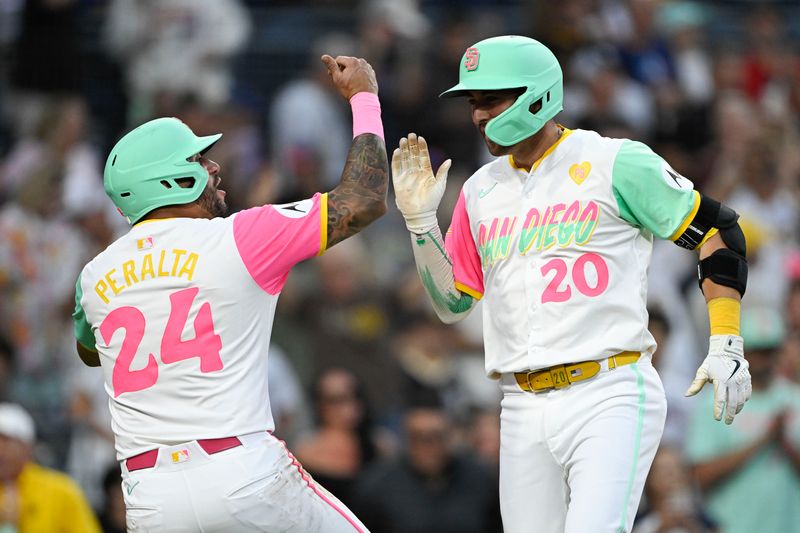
[350,92,384,140]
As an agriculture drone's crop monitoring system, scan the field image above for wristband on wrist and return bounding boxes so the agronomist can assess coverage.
[350,92,384,140]
[708,297,740,336]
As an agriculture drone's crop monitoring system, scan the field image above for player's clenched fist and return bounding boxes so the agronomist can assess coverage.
[685,334,752,424]
[321,55,378,100]
[392,133,452,234]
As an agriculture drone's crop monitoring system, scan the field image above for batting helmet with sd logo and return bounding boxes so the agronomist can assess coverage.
[440,35,563,146]
[104,118,222,224]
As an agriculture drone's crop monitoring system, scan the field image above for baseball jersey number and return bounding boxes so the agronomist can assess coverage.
[101,287,223,397]
[540,253,609,303]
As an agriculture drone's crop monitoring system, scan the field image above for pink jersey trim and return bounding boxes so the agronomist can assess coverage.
[234,194,325,295]
[277,439,366,533]
[350,92,384,140]
[445,190,485,296]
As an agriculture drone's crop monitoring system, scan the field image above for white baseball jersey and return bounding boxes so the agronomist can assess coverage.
[73,194,328,460]
[445,128,698,376]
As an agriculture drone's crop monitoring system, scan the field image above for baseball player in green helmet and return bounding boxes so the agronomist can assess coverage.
[104,117,224,224]
[73,54,388,532]
[392,35,751,533]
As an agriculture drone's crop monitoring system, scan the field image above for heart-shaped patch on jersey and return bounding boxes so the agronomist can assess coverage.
[569,162,592,185]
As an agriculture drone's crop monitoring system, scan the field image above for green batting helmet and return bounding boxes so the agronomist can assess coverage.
[104,118,221,224]
[441,35,563,146]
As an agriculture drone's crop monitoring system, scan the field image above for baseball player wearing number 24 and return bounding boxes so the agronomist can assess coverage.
[393,35,751,533]
[72,54,387,532]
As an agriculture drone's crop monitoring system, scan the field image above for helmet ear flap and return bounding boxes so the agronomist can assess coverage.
[485,88,546,146]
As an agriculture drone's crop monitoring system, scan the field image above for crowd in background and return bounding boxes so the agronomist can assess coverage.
[0,0,799,531]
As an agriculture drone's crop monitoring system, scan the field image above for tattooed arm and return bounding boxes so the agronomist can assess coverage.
[327,134,388,247]
[320,54,389,248]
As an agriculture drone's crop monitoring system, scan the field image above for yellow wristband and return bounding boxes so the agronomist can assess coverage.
[708,297,740,336]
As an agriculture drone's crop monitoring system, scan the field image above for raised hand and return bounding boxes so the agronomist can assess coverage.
[391,133,451,234]
[321,55,378,100]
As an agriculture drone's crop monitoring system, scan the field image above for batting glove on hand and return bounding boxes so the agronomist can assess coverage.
[685,334,752,424]
[391,133,451,234]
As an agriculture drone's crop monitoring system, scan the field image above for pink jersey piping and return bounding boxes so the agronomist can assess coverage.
[277,439,366,532]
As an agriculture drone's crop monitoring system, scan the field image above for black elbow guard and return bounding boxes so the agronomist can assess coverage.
[697,247,748,296]
[674,195,746,256]
[680,194,748,296]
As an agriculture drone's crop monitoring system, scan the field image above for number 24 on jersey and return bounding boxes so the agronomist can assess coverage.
[100,287,223,397]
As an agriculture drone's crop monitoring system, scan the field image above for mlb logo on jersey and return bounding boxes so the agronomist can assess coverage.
[137,237,154,250]
[171,449,190,463]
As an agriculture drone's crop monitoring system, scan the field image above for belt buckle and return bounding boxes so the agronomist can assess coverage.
[549,365,571,389]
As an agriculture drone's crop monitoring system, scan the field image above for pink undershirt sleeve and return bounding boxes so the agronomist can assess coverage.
[234,193,328,294]
[445,190,484,299]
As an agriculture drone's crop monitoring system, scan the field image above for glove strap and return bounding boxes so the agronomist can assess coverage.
[405,212,439,235]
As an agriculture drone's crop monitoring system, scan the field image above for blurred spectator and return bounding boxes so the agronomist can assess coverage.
[104,0,251,122]
[703,93,761,200]
[1,98,105,212]
[725,137,799,244]
[647,304,697,447]
[657,2,714,106]
[786,264,800,333]
[651,2,715,154]
[293,368,389,508]
[351,400,501,533]
[685,306,800,533]
[0,188,89,374]
[467,407,500,471]
[269,32,358,197]
[0,336,14,402]
[616,0,675,88]
[566,47,655,137]
[779,329,800,385]
[268,344,309,446]
[65,363,115,510]
[0,403,100,532]
[741,7,800,118]
[7,0,81,138]
[97,464,125,533]
[294,236,399,413]
[635,446,718,533]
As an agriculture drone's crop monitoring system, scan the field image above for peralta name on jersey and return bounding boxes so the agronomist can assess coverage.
[95,249,199,304]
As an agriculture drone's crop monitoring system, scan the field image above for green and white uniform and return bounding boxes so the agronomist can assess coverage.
[439,128,699,533]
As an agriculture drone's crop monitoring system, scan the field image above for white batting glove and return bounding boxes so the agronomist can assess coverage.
[391,133,451,234]
[685,334,752,425]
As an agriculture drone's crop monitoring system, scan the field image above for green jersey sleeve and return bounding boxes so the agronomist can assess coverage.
[611,139,699,240]
[72,273,96,351]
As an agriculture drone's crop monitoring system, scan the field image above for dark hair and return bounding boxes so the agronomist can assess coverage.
[311,367,377,465]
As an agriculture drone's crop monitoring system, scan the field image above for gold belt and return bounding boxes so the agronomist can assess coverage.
[514,352,640,392]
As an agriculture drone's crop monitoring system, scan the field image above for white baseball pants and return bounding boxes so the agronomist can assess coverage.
[121,431,369,532]
[498,358,667,533]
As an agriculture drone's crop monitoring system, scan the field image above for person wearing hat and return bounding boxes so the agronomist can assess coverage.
[686,307,800,533]
[392,35,751,532]
[0,403,100,532]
